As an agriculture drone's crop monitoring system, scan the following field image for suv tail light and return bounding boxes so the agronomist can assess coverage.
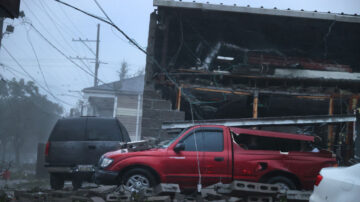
[45,141,50,156]
[314,174,323,186]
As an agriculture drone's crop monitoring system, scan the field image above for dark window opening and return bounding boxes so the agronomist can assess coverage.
[86,118,123,141]
[50,119,86,141]
[233,133,302,152]
[181,130,224,152]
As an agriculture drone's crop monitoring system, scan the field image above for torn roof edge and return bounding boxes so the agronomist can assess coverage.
[154,0,360,24]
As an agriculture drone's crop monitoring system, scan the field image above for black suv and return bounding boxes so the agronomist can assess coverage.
[45,117,130,190]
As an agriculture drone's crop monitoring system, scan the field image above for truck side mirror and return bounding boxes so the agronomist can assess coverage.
[174,143,185,153]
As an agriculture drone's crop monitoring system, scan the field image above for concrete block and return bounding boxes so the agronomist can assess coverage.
[159,110,184,120]
[70,196,92,202]
[142,99,153,109]
[217,180,280,197]
[172,193,186,202]
[201,186,224,201]
[90,197,105,202]
[152,100,172,110]
[171,111,185,120]
[246,196,273,202]
[88,185,117,194]
[143,90,162,99]
[141,118,162,129]
[153,183,180,195]
[286,190,312,202]
[146,195,171,202]
[142,109,161,120]
[106,193,131,202]
[140,188,154,196]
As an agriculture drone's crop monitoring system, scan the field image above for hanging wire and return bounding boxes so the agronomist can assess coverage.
[55,0,208,190]
[190,103,202,192]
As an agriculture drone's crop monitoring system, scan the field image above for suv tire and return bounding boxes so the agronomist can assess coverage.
[122,168,156,192]
[72,178,83,190]
[267,176,296,191]
[50,173,65,190]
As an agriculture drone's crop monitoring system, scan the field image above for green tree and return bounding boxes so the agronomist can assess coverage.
[0,78,63,164]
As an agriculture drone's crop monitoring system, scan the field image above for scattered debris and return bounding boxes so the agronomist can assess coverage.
[1,181,312,202]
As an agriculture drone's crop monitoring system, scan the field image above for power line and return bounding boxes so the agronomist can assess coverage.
[93,0,114,24]
[26,30,52,93]
[2,45,72,106]
[36,0,79,56]
[22,1,70,53]
[73,38,96,56]
[55,0,147,55]
[26,22,104,84]
[54,0,200,101]
[57,0,204,189]
[1,63,29,78]
[56,2,86,38]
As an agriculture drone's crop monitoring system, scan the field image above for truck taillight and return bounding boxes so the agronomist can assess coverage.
[45,142,50,156]
[314,174,323,186]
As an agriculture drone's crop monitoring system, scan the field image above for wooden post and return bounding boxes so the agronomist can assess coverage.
[253,91,259,119]
[345,97,358,161]
[176,85,182,111]
[328,96,334,150]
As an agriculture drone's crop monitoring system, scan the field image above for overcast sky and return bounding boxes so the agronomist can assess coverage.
[1,0,359,115]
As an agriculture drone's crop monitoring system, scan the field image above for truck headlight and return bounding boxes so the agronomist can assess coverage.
[100,157,113,168]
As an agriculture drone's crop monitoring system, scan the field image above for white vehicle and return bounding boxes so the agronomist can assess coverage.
[310,163,360,202]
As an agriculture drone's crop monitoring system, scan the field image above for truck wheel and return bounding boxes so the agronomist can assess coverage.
[72,178,83,190]
[122,168,156,192]
[266,176,296,191]
[50,173,65,190]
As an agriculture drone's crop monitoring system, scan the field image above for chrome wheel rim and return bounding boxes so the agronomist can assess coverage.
[275,182,291,191]
[124,174,150,192]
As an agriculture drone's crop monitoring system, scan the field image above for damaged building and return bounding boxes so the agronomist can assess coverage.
[141,0,360,163]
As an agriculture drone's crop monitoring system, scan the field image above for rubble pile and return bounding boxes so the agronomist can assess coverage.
[0,181,312,202]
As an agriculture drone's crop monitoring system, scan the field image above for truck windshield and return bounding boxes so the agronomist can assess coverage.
[161,127,190,148]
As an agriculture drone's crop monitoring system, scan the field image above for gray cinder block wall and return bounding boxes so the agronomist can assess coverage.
[141,84,185,140]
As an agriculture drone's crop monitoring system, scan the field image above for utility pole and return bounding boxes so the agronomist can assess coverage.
[94,24,100,86]
[72,24,103,87]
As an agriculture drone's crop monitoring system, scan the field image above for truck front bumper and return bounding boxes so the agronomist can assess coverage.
[94,169,119,185]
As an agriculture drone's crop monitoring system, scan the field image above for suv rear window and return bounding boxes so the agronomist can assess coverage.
[49,118,86,141]
[86,118,125,141]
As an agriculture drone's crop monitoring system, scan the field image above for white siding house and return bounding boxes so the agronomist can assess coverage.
[82,75,144,141]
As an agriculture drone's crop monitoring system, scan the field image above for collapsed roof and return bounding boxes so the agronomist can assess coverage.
[146,0,360,120]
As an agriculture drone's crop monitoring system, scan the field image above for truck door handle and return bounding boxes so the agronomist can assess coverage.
[214,157,224,162]
[88,145,96,149]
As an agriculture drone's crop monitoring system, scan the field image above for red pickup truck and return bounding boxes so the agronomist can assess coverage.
[95,125,336,192]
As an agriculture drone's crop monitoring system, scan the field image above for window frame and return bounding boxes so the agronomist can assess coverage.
[178,127,224,152]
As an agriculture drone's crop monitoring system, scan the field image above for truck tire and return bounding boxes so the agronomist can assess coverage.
[122,168,156,192]
[266,176,296,191]
[72,178,82,190]
[50,173,65,190]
